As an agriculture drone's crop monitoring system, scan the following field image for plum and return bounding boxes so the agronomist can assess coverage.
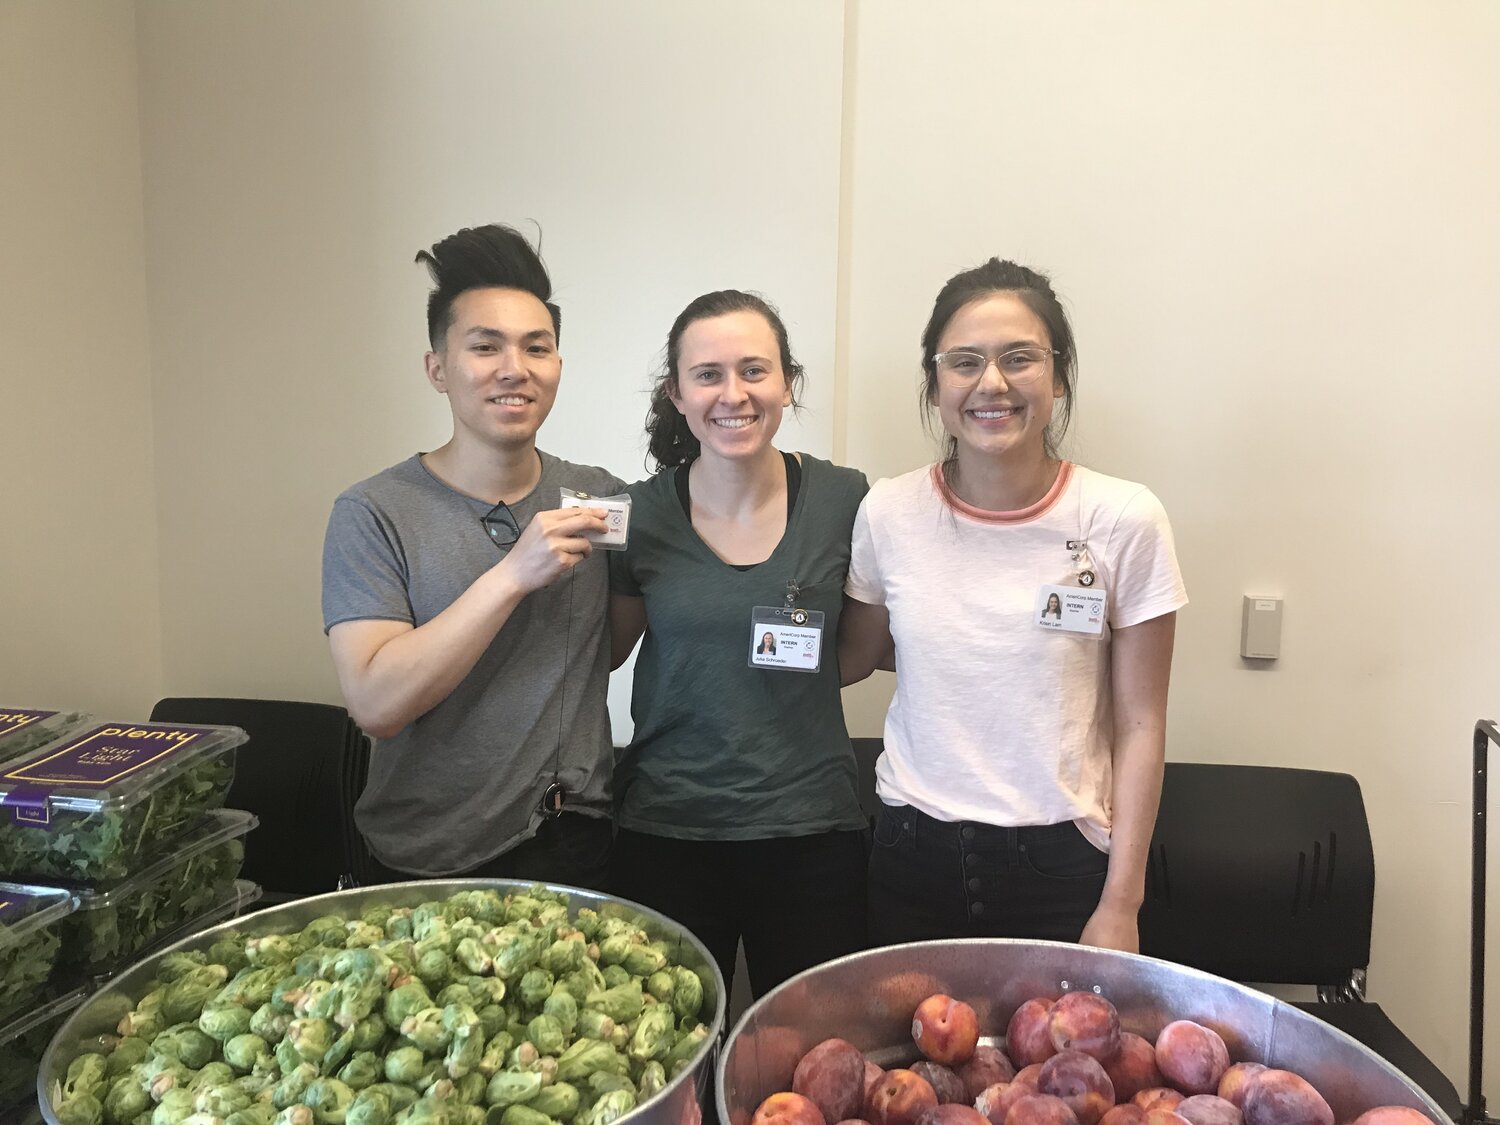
[1154,1022,1229,1096]
[1216,1065,1266,1111]
[755,1092,828,1125]
[868,1069,940,1125]
[1006,1094,1081,1125]
[976,1082,1041,1125]
[914,995,981,1066]
[1101,1034,1161,1105]
[958,1046,1018,1102]
[795,1039,868,1124]
[1175,1096,1241,1125]
[1007,1000,1060,1069]
[911,1062,967,1105]
[1240,1070,1332,1125]
[1047,994,1121,1061]
[1037,1051,1115,1125]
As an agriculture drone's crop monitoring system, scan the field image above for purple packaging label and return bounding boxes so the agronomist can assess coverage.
[2,724,217,790]
[0,710,60,742]
[0,788,53,828]
[0,889,47,924]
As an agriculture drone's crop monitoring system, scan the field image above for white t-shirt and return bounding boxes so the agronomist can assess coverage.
[845,461,1187,849]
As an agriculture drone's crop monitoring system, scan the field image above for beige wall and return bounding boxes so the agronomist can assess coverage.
[4,0,1496,1102]
[0,1,162,715]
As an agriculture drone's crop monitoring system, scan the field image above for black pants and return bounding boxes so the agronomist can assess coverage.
[868,803,1110,945]
[364,812,613,892]
[610,828,868,1006]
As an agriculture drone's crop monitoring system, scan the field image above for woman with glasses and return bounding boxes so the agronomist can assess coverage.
[839,259,1186,952]
[608,290,869,1003]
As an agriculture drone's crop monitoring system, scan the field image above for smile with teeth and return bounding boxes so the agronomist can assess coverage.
[711,416,756,429]
[969,406,1022,420]
[489,395,529,406]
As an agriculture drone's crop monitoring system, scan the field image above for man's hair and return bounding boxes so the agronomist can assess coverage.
[415,224,561,350]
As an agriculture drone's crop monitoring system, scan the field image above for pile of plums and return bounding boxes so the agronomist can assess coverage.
[750,992,1436,1125]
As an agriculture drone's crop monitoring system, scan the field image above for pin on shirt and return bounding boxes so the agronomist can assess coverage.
[1067,539,1096,587]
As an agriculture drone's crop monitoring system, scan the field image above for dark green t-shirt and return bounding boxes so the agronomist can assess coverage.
[609,454,870,840]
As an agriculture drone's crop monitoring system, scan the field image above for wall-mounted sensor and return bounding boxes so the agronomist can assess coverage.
[1240,596,1282,660]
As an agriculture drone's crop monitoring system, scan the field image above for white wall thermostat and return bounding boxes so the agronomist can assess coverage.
[1240,595,1283,660]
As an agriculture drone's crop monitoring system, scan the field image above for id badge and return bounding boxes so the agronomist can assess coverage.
[1036,583,1107,636]
[560,488,631,550]
[749,606,825,673]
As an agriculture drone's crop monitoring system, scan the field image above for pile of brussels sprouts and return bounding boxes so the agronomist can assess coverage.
[49,887,711,1125]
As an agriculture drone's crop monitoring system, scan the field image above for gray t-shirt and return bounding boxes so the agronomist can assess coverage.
[608,454,869,840]
[322,451,624,875]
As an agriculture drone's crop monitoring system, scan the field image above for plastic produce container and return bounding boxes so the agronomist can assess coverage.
[0,987,88,1116]
[57,810,258,979]
[0,712,94,766]
[0,722,246,884]
[0,885,78,1025]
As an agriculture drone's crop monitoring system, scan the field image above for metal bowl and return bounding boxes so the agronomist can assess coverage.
[717,939,1446,1125]
[39,879,725,1125]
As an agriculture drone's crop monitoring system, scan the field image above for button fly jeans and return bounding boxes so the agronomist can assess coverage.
[868,802,1111,945]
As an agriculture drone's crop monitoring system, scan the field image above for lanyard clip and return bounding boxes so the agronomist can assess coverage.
[784,580,801,609]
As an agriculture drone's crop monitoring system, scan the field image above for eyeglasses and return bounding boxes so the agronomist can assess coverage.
[481,501,520,549]
[933,346,1059,385]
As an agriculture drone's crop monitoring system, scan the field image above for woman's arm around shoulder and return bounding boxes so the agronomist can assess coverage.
[838,596,894,686]
[609,594,647,671]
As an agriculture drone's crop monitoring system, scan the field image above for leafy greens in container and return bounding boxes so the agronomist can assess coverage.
[57,810,259,979]
[0,722,245,885]
[0,883,79,1024]
[0,710,95,764]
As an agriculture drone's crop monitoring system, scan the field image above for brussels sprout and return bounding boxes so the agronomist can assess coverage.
[219,1033,269,1074]
[636,1061,666,1100]
[106,1074,153,1125]
[189,1065,237,1094]
[246,935,298,966]
[497,1108,553,1125]
[301,916,349,948]
[553,1041,626,1086]
[303,1077,356,1125]
[337,1051,383,1091]
[120,1006,166,1042]
[515,972,553,1013]
[216,968,283,1011]
[248,1003,291,1044]
[152,1090,196,1125]
[581,981,641,1027]
[287,1018,336,1063]
[225,1106,277,1125]
[454,939,492,976]
[482,1071,542,1110]
[152,1024,217,1070]
[383,1047,427,1087]
[661,1024,708,1071]
[299,981,337,1020]
[272,1064,320,1111]
[273,1108,314,1125]
[65,1054,111,1100]
[414,946,453,991]
[157,952,209,983]
[642,972,673,1005]
[626,1006,674,1064]
[554,961,606,1008]
[399,1008,450,1053]
[444,1022,484,1082]
[593,937,629,968]
[524,1016,564,1058]
[384,911,415,941]
[145,1066,191,1105]
[533,992,574,1039]
[597,968,629,991]
[109,1036,152,1077]
[323,1027,357,1075]
[345,921,385,948]
[383,983,434,1030]
[667,967,702,1021]
[525,1083,578,1123]
[271,975,312,1014]
[363,1085,418,1115]
[196,1084,254,1117]
[575,1089,634,1125]
[207,934,250,976]
[346,1012,385,1053]
[57,1098,107,1125]
[200,1004,254,1043]
[450,1074,487,1108]
[620,945,666,979]
[539,939,585,977]
[571,1012,614,1045]
[181,1114,228,1125]
[275,1038,304,1076]
[344,1090,392,1125]
[492,932,545,982]
[163,966,231,1023]
[505,1042,539,1073]
[475,1005,507,1042]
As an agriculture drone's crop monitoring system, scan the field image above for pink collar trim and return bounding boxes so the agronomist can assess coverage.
[931,460,1073,524]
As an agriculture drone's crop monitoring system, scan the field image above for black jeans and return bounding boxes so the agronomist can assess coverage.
[867,803,1110,945]
[364,812,613,892]
[610,828,869,1006]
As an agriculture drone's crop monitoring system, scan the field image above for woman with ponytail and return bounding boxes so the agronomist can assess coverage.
[608,290,869,1004]
[840,259,1186,953]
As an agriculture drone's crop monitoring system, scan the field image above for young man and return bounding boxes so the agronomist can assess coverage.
[322,224,622,887]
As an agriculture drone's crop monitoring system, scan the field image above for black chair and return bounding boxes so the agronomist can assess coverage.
[1140,762,1461,1120]
[149,697,372,904]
